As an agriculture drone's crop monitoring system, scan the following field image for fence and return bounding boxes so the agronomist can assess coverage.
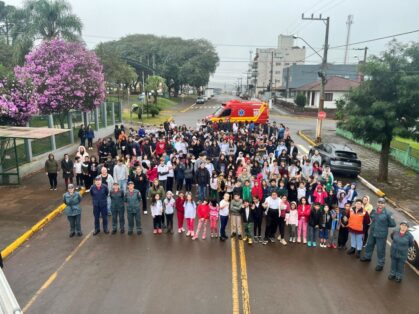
[336,128,419,172]
[0,102,122,174]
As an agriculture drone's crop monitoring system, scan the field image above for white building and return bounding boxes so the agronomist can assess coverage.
[296,76,360,109]
[251,35,306,95]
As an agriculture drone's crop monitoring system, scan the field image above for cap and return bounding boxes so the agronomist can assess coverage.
[68,184,74,189]
[400,221,409,227]
[377,198,386,204]
[128,181,134,185]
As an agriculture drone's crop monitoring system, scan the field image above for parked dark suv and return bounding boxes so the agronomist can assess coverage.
[309,143,361,177]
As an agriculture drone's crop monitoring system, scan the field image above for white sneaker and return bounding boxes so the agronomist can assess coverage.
[277,235,282,241]
[85,189,90,192]
[144,211,148,215]
[280,239,287,246]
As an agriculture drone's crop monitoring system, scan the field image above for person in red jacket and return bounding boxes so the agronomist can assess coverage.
[176,192,185,233]
[193,199,210,240]
[297,197,311,243]
[251,180,263,200]
[146,164,158,184]
[155,138,166,157]
[312,184,328,205]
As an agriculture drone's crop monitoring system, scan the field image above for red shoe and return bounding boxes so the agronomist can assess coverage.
[153,229,157,234]
[327,244,332,248]
[332,244,337,249]
[158,229,162,234]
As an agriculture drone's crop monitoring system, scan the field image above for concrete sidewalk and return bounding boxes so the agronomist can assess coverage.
[304,129,419,220]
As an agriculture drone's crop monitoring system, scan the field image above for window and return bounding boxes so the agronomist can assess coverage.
[219,108,231,117]
[325,93,333,101]
[275,62,282,66]
[275,71,281,74]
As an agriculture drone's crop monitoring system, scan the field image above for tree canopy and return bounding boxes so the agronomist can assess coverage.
[96,34,219,95]
[337,40,419,181]
[15,39,105,115]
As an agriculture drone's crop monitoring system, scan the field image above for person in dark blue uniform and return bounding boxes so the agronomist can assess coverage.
[90,176,109,235]
[360,198,396,271]
[388,221,414,283]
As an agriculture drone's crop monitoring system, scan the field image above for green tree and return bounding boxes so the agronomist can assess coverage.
[337,41,419,182]
[294,93,306,108]
[145,75,167,104]
[0,1,16,45]
[95,43,137,88]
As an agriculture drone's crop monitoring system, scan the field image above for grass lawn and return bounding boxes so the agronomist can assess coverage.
[394,137,419,150]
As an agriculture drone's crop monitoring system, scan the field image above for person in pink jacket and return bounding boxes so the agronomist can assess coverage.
[286,201,299,242]
[297,197,311,243]
[312,184,328,205]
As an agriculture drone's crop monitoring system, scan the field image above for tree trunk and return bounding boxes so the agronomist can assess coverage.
[377,139,391,182]
[154,92,158,104]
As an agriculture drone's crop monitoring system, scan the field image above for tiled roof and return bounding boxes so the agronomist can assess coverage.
[296,76,360,92]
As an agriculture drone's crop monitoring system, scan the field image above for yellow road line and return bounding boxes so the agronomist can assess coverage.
[22,231,92,313]
[238,240,251,314]
[231,237,240,314]
[297,144,309,154]
[180,103,196,113]
[1,189,86,259]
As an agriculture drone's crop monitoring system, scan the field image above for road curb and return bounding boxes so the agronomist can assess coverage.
[1,189,86,260]
[297,130,418,224]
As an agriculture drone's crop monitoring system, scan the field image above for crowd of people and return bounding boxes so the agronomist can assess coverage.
[57,119,414,283]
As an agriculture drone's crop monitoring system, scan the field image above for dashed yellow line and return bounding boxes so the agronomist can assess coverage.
[22,231,92,313]
[239,240,251,314]
[231,237,240,314]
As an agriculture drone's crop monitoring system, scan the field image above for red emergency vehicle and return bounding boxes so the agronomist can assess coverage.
[206,100,269,124]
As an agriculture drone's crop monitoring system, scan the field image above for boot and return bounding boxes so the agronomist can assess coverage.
[347,248,356,255]
[355,250,361,258]
[248,238,253,245]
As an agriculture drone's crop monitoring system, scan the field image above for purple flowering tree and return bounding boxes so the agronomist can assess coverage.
[0,78,38,126]
[15,39,105,115]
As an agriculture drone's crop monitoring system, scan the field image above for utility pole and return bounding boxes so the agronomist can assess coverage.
[354,47,368,81]
[302,13,330,142]
[343,15,354,64]
[269,50,274,92]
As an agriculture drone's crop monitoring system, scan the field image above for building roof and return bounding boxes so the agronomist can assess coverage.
[296,76,360,92]
[283,63,359,89]
[0,126,70,139]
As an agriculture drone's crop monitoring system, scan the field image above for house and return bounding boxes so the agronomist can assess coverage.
[281,63,359,97]
[296,76,360,109]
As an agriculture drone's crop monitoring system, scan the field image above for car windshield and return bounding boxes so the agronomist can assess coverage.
[335,150,357,159]
[213,106,224,117]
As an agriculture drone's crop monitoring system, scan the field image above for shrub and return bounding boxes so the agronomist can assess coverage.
[295,93,307,108]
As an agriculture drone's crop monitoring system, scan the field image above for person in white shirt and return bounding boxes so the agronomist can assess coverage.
[263,191,281,244]
[163,191,176,234]
[73,156,83,190]
[113,158,129,192]
[157,158,169,189]
[219,193,230,241]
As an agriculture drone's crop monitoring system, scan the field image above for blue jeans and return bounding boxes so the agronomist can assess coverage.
[198,185,207,202]
[350,232,364,250]
[93,204,108,231]
[220,215,229,238]
[308,226,318,243]
[118,179,127,193]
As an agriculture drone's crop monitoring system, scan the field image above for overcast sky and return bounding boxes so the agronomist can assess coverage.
[7,0,419,88]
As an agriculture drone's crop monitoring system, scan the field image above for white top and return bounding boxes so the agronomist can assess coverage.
[184,201,197,218]
[164,198,175,214]
[264,196,280,209]
[150,200,163,217]
[210,177,218,190]
[73,162,82,174]
[219,200,230,216]
[166,161,174,178]
[157,164,169,181]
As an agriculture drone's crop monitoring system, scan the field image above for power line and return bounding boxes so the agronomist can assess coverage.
[330,29,419,49]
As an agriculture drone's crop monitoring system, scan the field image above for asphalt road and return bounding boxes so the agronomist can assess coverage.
[3,95,419,314]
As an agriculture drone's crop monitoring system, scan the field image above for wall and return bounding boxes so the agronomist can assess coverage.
[273,99,337,118]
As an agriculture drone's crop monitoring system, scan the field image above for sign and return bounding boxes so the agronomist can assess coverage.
[318,111,326,120]
[238,109,245,117]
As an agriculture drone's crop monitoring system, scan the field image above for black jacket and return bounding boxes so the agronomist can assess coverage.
[252,202,264,219]
[196,167,210,186]
[309,208,323,227]
[240,206,255,223]
[61,159,74,179]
